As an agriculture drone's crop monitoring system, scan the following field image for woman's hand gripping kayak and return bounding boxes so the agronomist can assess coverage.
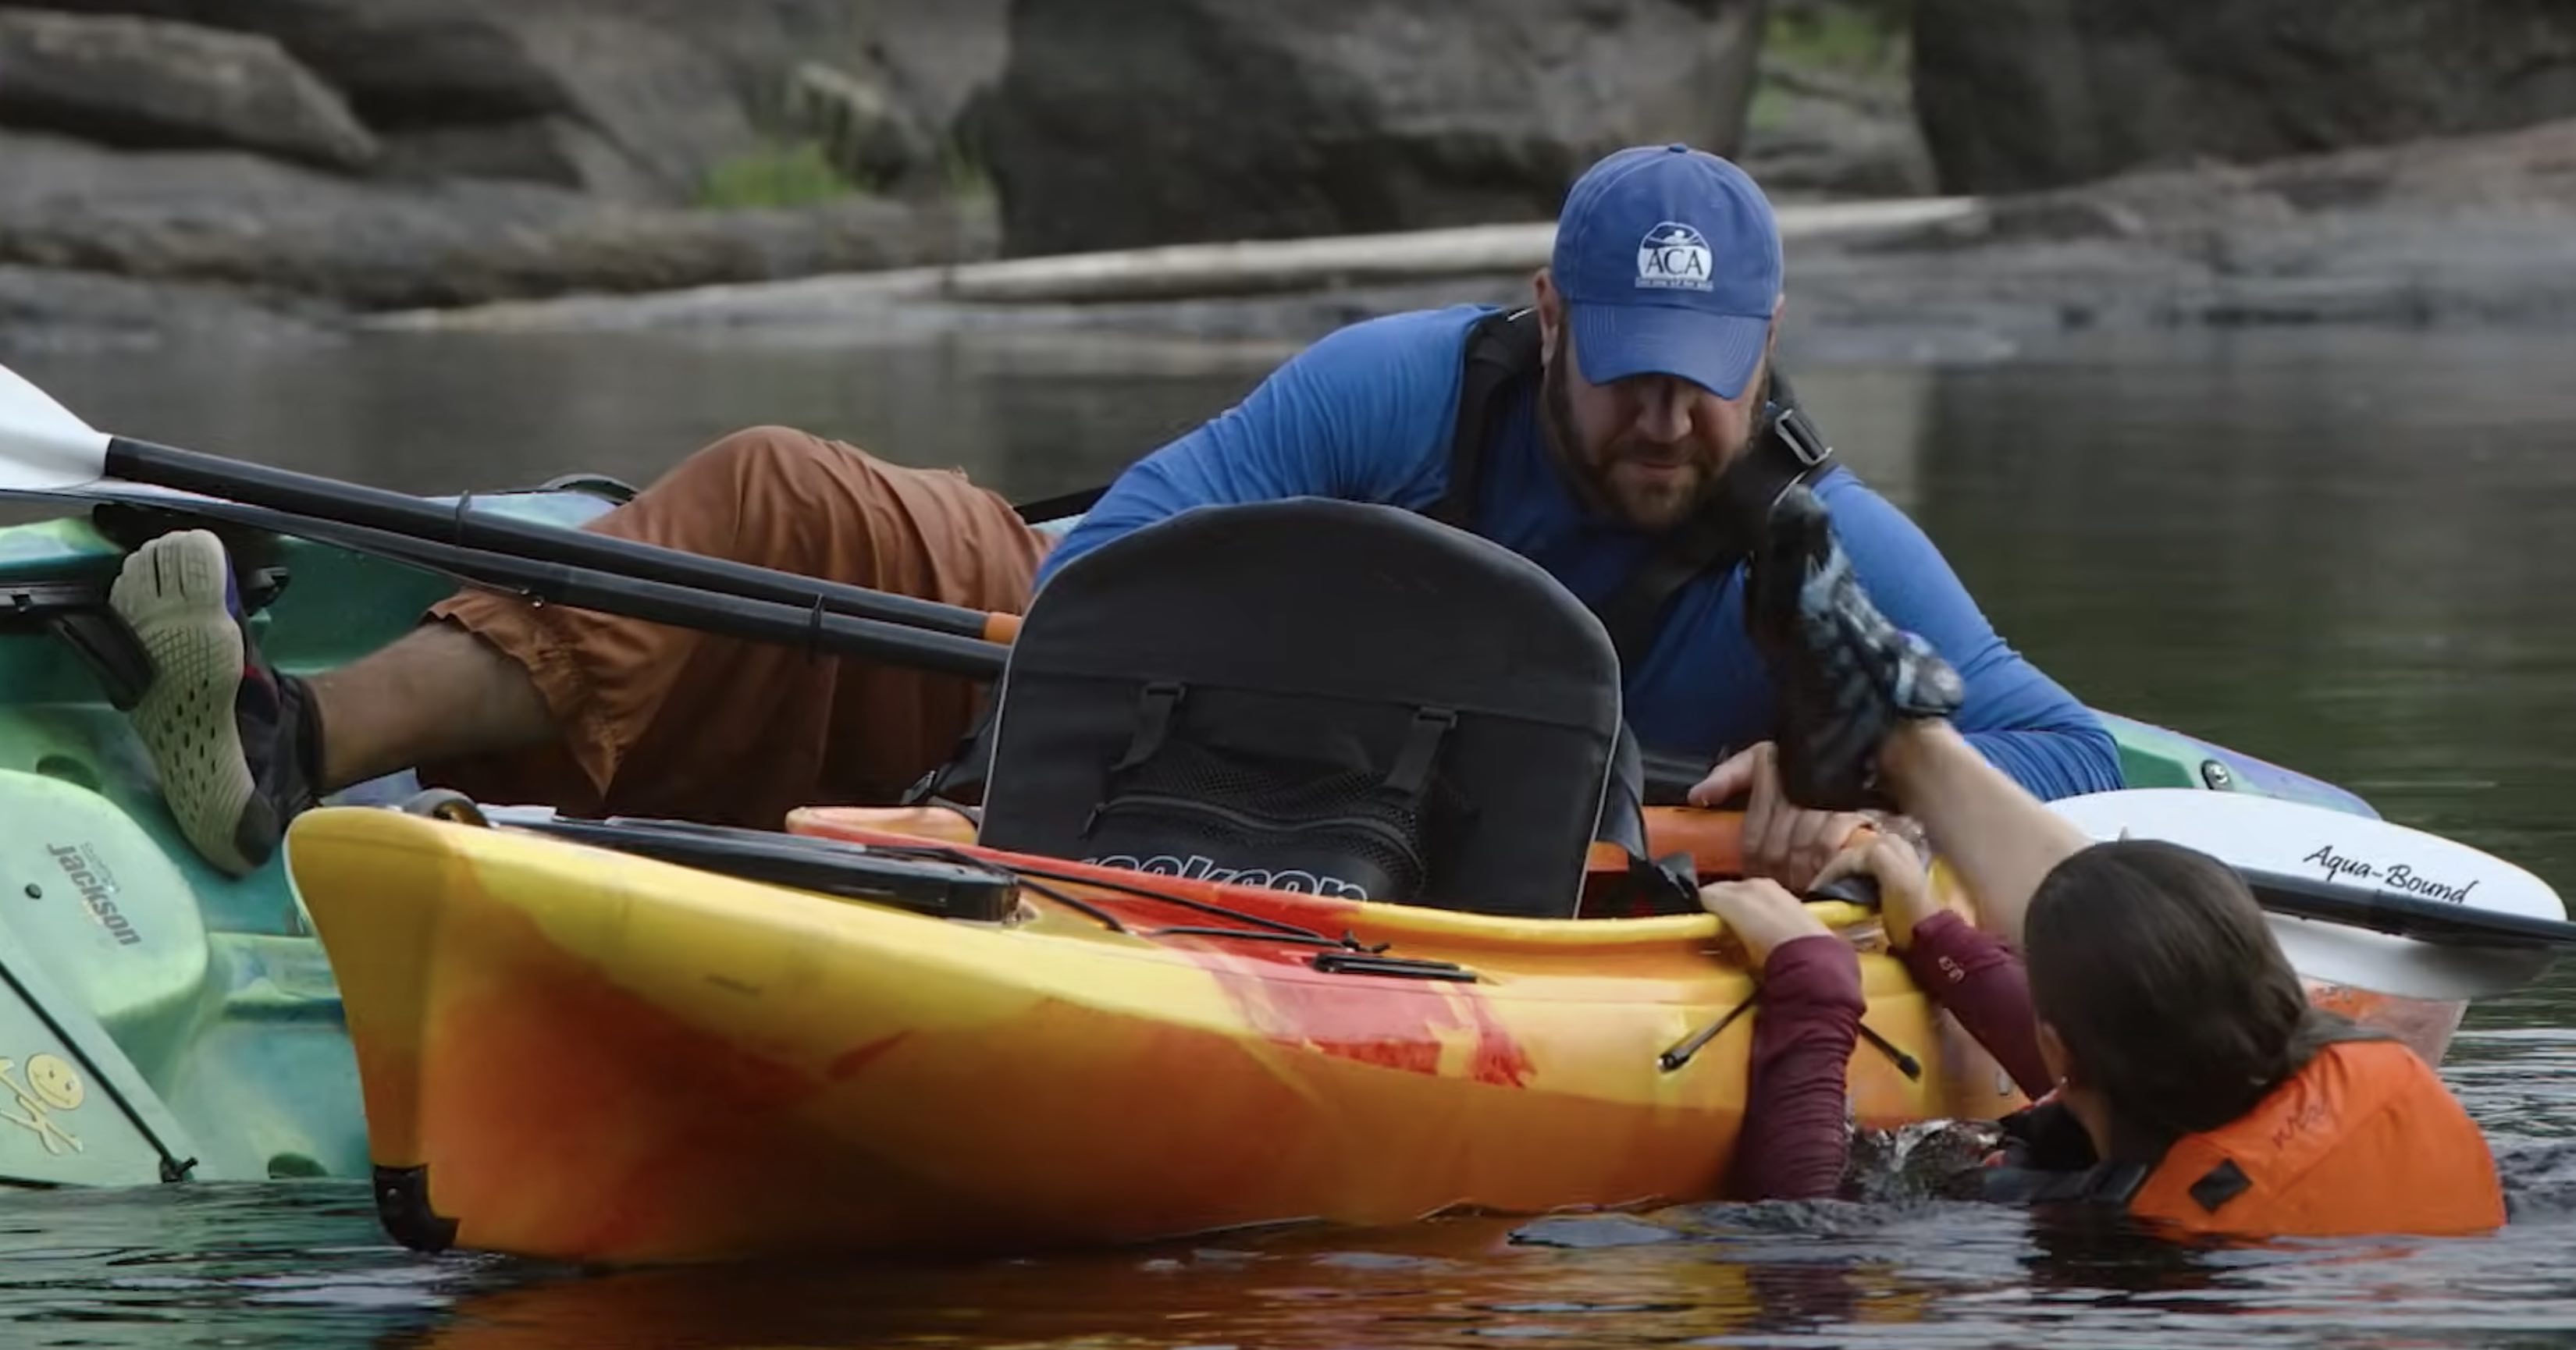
[1697,875,1834,966]
[1811,827,1941,950]
[1695,867,1868,1203]
[1696,822,1940,962]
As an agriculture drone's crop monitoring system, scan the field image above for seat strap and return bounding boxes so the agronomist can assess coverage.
[1110,681,1187,773]
[1382,706,1458,801]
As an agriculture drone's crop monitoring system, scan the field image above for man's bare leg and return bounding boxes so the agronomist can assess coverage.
[305,623,551,790]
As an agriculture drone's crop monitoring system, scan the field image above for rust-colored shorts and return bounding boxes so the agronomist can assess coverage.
[418,426,1054,830]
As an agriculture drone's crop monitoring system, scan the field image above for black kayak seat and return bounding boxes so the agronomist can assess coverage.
[974,498,1628,919]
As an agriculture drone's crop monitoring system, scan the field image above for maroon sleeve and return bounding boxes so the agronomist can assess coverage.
[1898,911,2051,1098]
[1735,933,1864,1202]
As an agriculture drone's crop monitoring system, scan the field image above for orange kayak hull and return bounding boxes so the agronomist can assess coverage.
[289,805,2023,1265]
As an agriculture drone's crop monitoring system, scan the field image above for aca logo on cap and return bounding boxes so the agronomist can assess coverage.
[1635,222,1713,292]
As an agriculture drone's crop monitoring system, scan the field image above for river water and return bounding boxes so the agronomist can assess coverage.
[5,316,2575,1348]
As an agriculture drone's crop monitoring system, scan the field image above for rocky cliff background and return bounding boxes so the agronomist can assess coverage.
[3,0,2573,344]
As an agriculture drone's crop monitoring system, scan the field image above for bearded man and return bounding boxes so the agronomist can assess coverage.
[108,143,2120,885]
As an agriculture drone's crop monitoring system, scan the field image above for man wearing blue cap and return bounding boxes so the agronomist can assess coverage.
[1040,144,2122,877]
[108,143,2119,889]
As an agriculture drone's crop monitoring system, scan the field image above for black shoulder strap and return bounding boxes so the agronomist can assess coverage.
[1427,307,1544,529]
[1427,308,1840,670]
[1589,372,1837,670]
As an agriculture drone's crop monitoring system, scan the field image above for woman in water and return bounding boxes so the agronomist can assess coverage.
[1699,485,2504,1237]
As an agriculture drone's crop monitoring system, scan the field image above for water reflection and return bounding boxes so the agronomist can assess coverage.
[9,328,1289,507]
[363,1203,2576,1349]
[1902,329,2576,905]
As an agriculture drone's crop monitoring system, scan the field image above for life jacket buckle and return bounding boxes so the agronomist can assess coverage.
[1773,404,1834,469]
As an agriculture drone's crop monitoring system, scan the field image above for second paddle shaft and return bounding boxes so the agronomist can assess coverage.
[105,436,1027,644]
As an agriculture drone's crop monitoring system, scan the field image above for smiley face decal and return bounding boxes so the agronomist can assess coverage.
[0,1053,84,1155]
[23,1054,81,1111]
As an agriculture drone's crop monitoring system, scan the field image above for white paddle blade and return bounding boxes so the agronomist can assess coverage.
[2266,919,2554,1003]
[2046,788,2569,1000]
[2047,789,2567,922]
[0,361,111,492]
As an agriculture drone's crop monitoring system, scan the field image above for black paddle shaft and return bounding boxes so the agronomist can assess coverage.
[83,484,1013,680]
[2240,865,2576,950]
[105,436,1002,641]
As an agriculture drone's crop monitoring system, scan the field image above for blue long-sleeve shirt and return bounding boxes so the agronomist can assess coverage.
[1041,305,2122,799]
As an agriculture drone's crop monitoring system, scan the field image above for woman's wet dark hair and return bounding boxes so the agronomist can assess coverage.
[2023,839,2376,1160]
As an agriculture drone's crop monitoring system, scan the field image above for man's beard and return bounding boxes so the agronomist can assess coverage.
[1540,356,1720,533]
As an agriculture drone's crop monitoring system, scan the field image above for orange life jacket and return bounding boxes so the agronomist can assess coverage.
[2124,1039,2504,1238]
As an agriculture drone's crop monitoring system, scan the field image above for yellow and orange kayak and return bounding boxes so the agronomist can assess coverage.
[287,803,2025,1266]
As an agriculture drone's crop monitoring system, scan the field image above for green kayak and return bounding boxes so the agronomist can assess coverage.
[0,483,618,1186]
[0,481,2375,1190]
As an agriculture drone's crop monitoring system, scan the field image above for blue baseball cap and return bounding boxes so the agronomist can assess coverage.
[1550,144,1783,400]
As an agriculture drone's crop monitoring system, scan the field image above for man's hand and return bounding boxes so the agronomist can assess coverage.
[1696,878,1831,968]
[1688,741,1873,890]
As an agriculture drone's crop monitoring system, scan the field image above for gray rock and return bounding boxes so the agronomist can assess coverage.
[0,0,860,203]
[1912,0,2576,194]
[1789,117,2576,333]
[408,118,2576,346]
[855,0,1009,146]
[0,130,994,310]
[543,0,878,107]
[5,0,581,123]
[785,62,941,194]
[0,9,375,169]
[490,9,763,202]
[1740,61,1935,199]
[974,0,1767,257]
[376,117,670,204]
[0,265,329,353]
